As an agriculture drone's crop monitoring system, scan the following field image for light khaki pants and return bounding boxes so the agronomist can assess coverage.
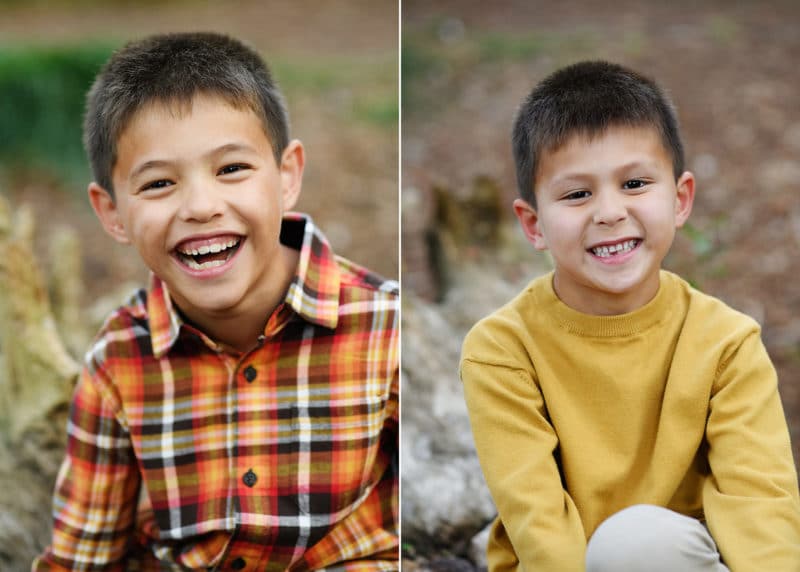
[585,505,730,572]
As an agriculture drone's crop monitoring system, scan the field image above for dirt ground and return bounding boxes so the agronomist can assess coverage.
[403,0,800,470]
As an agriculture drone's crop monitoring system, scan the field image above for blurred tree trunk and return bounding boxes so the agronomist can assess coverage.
[0,194,81,570]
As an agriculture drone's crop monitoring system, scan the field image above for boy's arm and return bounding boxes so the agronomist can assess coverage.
[460,356,586,571]
[33,365,140,571]
[703,329,800,570]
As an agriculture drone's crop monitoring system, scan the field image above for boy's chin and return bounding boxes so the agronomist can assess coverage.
[167,280,247,319]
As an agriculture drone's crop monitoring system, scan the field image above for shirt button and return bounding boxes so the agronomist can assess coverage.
[231,557,246,570]
[243,365,257,382]
[243,469,258,487]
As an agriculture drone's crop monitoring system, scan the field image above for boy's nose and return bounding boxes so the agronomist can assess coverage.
[592,191,628,226]
[178,179,225,222]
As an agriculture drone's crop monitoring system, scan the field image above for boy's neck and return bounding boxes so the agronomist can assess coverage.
[177,245,300,354]
[552,269,661,316]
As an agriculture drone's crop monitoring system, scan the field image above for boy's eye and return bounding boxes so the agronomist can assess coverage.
[564,190,591,201]
[623,179,646,190]
[218,163,250,176]
[141,179,173,191]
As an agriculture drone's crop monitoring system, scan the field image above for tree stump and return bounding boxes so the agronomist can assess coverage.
[0,194,82,570]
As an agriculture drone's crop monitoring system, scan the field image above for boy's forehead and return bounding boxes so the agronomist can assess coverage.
[119,93,260,137]
[112,93,274,180]
[535,125,671,183]
[550,123,664,153]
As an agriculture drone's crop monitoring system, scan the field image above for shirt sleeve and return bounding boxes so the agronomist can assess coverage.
[703,329,800,571]
[460,356,586,571]
[32,364,140,571]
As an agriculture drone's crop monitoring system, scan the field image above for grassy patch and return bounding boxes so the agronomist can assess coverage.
[403,23,600,117]
[353,95,398,127]
[0,42,115,189]
[275,53,397,129]
[477,32,546,62]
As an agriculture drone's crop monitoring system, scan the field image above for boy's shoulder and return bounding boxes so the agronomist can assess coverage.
[461,270,762,366]
[83,282,167,368]
[665,271,763,360]
[279,213,398,331]
[335,254,399,299]
[460,272,554,368]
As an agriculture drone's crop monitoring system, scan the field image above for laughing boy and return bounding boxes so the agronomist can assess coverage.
[34,33,398,571]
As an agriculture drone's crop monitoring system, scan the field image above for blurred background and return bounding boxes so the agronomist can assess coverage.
[0,1,396,569]
[401,1,800,569]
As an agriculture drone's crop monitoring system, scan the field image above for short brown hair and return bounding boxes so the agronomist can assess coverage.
[512,60,684,207]
[84,32,289,198]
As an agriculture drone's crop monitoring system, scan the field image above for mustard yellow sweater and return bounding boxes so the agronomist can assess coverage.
[460,271,800,571]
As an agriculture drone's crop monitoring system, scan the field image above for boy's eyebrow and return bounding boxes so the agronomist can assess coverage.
[211,142,260,156]
[129,160,171,181]
[128,143,261,180]
[548,159,661,186]
[614,158,660,173]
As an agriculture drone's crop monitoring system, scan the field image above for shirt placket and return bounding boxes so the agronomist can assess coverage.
[218,324,292,571]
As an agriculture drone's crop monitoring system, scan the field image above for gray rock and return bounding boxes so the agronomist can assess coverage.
[468,521,493,571]
[401,257,549,552]
[401,292,496,547]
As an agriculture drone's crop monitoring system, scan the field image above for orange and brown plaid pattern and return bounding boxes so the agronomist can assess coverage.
[34,215,399,572]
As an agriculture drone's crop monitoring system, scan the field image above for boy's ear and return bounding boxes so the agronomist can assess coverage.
[88,182,130,244]
[674,171,695,228]
[279,139,304,212]
[513,198,548,251]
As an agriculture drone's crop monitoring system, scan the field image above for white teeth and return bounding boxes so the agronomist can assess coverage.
[182,257,227,270]
[178,237,240,256]
[591,239,638,258]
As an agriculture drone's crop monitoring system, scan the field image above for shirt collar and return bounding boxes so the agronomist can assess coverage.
[146,213,341,358]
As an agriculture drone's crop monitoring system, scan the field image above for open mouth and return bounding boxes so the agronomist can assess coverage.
[589,239,640,258]
[174,236,243,270]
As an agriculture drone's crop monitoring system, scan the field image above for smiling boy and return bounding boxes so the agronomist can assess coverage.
[460,61,800,571]
[34,33,398,571]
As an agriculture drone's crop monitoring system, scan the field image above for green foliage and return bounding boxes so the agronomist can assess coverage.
[354,96,398,127]
[403,23,600,118]
[680,222,714,257]
[401,40,444,113]
[276,55,398,129]
[0,43,115,189]
[477,32,546,62]
[273,60,342,94]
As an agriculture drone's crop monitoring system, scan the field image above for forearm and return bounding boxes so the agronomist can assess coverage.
[461,359,586,570]
[704,331,800,570]
[34,367,139,570]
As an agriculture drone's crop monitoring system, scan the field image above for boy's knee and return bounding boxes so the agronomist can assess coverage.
[586,505,727,572]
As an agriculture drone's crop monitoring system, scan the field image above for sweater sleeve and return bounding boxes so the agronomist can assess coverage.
[460,353,586,571]
[32,364,140,571]
[703,329,800,571]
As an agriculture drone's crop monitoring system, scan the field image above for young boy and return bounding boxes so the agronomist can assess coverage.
[34,33,398,571]
[460,61,800,571]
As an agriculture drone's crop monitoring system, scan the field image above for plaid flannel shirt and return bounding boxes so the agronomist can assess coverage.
[34,214,399,572]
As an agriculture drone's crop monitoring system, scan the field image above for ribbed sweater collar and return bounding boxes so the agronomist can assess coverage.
[533,270,674,338]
